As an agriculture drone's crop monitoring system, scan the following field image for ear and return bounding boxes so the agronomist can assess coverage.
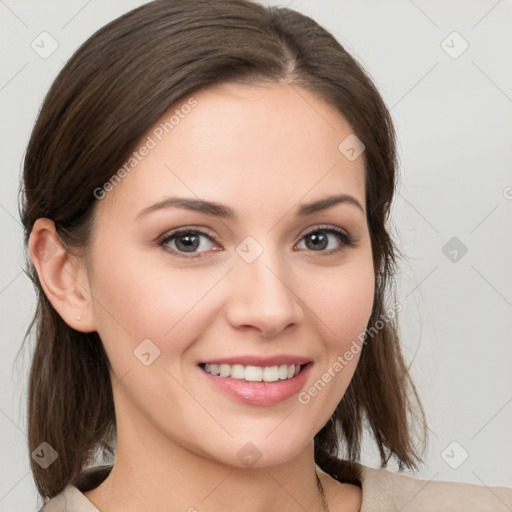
[28,218,96,333]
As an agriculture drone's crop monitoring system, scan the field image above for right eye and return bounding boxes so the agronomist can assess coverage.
[158,228,221,259]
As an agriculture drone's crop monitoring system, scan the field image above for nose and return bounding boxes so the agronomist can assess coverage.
[224,249,304,338]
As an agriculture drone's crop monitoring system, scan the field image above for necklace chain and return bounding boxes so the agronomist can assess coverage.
[315,469,329,512]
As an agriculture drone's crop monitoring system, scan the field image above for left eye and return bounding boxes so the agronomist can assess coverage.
[296,227,353,253]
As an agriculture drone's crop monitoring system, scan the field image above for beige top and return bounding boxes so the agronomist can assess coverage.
[39,463,512,511]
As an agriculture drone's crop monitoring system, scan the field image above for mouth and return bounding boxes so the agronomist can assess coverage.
[198,361,313,405]
[198,362,311,383]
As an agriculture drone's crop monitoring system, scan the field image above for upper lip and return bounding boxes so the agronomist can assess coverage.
[199,355,312,367]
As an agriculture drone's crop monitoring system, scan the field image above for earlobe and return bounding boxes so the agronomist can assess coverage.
[28,218,96,333]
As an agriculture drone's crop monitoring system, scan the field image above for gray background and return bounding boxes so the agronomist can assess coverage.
[1,0,511,510]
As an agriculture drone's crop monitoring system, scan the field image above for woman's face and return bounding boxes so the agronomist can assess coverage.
[85,82,375,468]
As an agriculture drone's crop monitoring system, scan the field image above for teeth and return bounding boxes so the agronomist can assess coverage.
[245,365,263,381]
[203,363,302,382]
[231,364,245,379]
[219,364,230,377]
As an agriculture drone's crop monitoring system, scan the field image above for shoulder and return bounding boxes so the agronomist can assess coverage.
[356,463,512,512]
[38,484,100,512]
[38,465,111,512]
[38,462,512,512]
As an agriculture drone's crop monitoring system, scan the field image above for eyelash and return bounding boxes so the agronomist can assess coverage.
[157,225,355,260]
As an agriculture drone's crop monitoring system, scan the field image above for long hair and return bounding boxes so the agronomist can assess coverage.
[19,0,428,501]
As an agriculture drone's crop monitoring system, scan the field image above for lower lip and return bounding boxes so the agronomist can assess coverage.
[199,363,313,406]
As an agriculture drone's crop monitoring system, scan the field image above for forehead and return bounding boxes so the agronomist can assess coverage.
[96,81,366,224]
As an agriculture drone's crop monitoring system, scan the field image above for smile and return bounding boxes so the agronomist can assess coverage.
[198,362,313,406]
[201,363,302,382]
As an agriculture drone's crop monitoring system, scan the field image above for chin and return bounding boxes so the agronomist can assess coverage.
[201,433,311,470]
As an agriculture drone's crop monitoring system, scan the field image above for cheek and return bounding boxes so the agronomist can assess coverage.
[88,240,225,366]
[303,254,374,392]
[307,255,375,347]
[289,256,375,435]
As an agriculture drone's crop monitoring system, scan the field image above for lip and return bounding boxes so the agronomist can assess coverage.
[199,361,313,406]
[199,354,312,367]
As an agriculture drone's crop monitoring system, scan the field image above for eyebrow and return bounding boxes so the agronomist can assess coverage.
[135,193,365,220]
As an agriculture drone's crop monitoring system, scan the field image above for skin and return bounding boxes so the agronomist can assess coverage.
[29,81,375,512]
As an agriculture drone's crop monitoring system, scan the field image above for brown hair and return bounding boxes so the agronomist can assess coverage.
[19,0,427,502]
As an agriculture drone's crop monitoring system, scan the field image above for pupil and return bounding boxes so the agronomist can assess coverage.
[177,234,199,252]
[308,232,327,251]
